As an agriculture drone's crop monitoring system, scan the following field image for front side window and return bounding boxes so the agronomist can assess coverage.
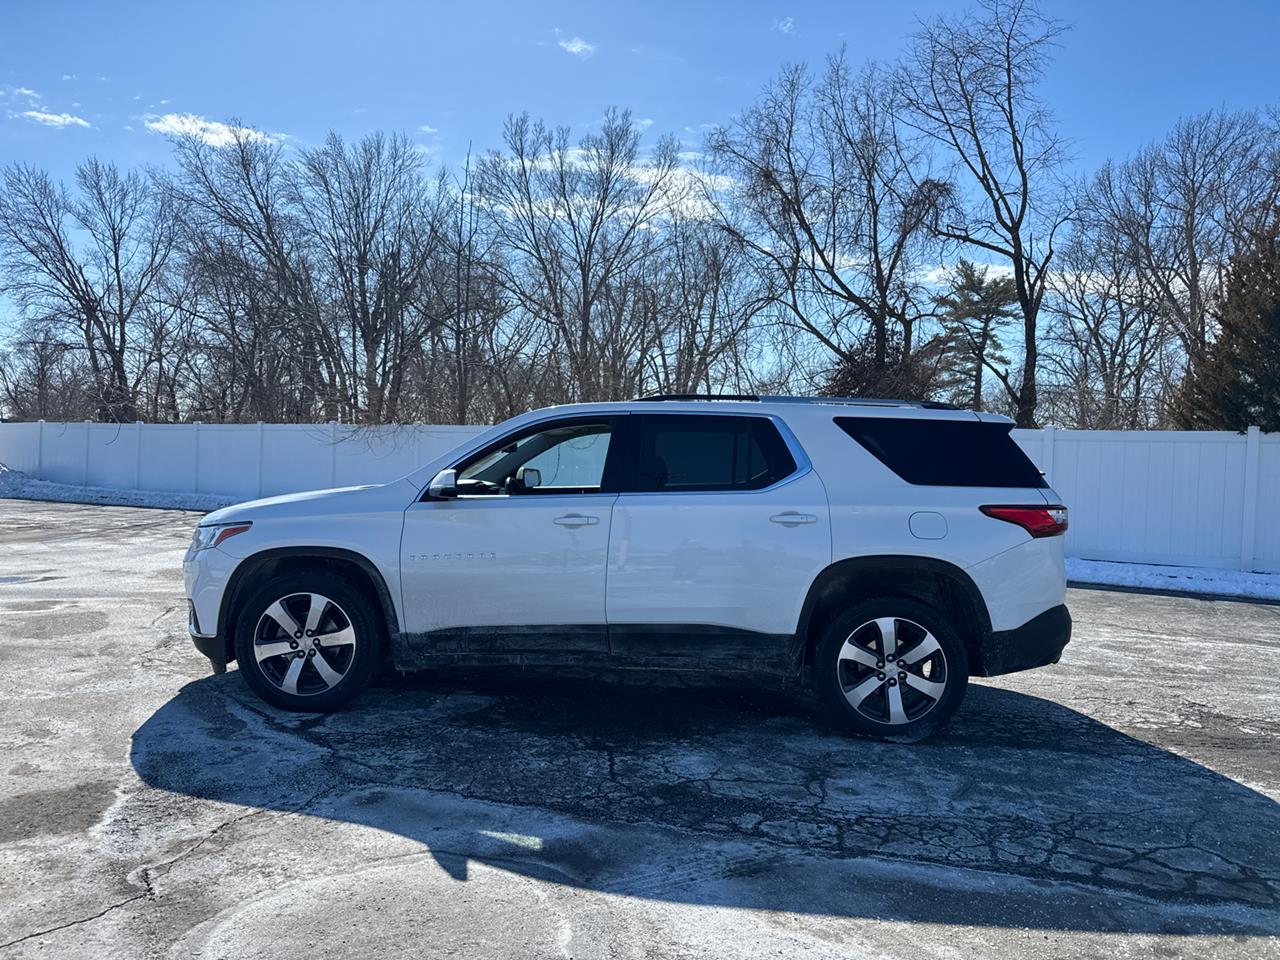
[631,414,797,492]
[455,420,612,495]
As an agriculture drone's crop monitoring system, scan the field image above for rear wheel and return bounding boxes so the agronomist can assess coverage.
[814,598,968,741]
[234,571,384,712]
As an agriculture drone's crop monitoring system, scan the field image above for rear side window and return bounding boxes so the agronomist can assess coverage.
[632,415,797,492]
[835,417,1046,488]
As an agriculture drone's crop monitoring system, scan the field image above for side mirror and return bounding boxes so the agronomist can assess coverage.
[516,466,541,489]
[428,468,458,499]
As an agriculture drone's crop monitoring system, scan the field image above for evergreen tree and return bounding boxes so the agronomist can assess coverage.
[1178,224,1280,432]
[933,260,1020,411]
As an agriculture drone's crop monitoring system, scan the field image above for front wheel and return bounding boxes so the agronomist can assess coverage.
[233,571,384,712]
[814,598,968,742]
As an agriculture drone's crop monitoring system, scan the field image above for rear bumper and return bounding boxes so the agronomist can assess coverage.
[973,604,1071,676]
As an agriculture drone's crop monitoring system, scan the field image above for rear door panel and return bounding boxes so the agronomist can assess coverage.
[605,413,831,662]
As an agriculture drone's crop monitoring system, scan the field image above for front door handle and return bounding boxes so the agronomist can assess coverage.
[770,512,817,526]
[554,513,599,527]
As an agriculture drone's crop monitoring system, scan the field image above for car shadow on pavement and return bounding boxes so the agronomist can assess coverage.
[131,670,1280,936]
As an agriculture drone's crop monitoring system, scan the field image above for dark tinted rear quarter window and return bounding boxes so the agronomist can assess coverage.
[634,415,797,492]
[835,417,1046,488]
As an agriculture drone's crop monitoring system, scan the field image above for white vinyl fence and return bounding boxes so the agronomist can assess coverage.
[1,420,1276,573]
[0,420,483,503]
[1011,426,1278,573]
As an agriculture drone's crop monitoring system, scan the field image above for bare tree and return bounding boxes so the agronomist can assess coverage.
[410,151,533,424]
[1042,214,1175,428]
[1086,110,1279,375]
[4,59,1275,429]
[0,160,175,421]
[166,125,327,421]
[708,56,946,390]
[898,0,1069,426]
[291,132,448,423]
[478,109,680,402]
[644,213,768,395]
[0,327,95,420]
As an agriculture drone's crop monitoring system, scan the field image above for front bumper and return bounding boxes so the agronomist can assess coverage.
[973,604,1071,676]
[184,545,238,671]
[186,599,227,673]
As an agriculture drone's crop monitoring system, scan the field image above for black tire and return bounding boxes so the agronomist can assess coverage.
[233,570,385,712]
[814,597,968,742]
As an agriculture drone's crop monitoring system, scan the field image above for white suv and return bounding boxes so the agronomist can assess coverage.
[185,396,1070,740]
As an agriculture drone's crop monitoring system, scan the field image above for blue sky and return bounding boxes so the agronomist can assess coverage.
[3,0,1279,182]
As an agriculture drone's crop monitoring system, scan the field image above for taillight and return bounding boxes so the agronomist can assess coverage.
[980,504,1068,538]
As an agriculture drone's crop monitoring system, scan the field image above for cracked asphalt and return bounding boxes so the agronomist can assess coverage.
[1,500,1279,959]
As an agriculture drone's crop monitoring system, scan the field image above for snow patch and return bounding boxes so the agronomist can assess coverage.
[0,464,234,513]
[1067,557,1280,601]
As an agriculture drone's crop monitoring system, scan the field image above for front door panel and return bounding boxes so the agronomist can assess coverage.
[400,494,616,653]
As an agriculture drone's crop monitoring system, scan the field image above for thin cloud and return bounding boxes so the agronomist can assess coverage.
[418,123,439,134]
[922,262,1016,286]
[20,110,90,129]
[774,16,796,35]
[558,36,595,58]
[144,112,272,146]
[2,86,42,102]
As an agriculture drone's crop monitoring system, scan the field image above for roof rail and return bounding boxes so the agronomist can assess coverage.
[636,393,761,402]
[636,393,959,410]
[763,395,961,410]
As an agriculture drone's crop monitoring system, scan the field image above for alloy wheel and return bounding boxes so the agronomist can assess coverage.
[836,616,949,725]
[252,592,358,696]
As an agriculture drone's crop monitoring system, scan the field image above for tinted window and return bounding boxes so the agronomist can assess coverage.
[835,417,1046,488]
[633,415,797,492]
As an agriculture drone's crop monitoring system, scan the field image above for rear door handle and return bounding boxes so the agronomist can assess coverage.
[554,513,599,527]
[770,512,817,526]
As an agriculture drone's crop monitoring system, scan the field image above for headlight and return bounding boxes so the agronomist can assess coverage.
[190,521,252,552]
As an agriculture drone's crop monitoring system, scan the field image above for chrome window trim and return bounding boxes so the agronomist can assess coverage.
[414,412,624,502]
[427,491,621,503]
[412,408,815,501]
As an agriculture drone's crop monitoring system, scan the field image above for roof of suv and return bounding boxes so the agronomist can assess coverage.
[529,396,1012,424]
[403,395,1016,489]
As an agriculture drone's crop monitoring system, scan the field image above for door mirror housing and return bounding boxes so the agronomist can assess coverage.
[427,468,459,499]
[516,466,541,489]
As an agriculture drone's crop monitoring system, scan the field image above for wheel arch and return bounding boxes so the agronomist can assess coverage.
[796,555,993,673]
[217,547,400,663]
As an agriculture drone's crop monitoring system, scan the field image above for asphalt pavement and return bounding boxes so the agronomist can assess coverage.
[1,499,1278,959]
